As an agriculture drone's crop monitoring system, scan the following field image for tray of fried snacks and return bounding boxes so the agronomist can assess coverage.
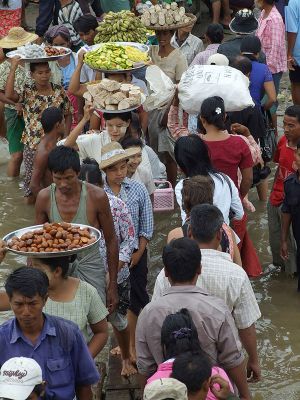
[7,44,71,62]
[3,222,100,258]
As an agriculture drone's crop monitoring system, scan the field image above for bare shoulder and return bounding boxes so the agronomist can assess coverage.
[167,227,184,244]
[36,186,51,204]
[86,182,108,202]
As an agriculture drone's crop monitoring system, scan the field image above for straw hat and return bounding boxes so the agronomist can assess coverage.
[99,142,141,170]
[0,27,38,49]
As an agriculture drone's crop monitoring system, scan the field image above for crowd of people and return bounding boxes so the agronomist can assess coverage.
[0,0,299,399]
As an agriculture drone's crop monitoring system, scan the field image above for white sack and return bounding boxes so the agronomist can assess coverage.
[178,65,254,115]
[144,65,176,111]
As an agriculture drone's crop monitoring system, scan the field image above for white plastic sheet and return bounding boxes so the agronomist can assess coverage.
[143,65,176,111]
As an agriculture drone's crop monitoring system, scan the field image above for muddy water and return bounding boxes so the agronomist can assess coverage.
[1,165,300,399]
[1,78,300,399]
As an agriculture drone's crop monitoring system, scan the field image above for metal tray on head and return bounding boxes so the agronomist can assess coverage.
[84,42,150,73]
[6,46,72,63]
[3,223,101,258]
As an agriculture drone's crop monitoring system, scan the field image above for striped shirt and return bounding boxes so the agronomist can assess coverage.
[256,6,287,74]
[171,33,204,66]
[58,1,83,46]
[152,249,261,330]
[190,43,220,67]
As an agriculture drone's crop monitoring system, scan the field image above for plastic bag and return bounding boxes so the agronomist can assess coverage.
[0,138,10,165]
[144,65,176,112]
[178,65,254,115]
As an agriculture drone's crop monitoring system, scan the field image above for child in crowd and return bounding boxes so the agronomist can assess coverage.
[45,25,82,128]
[72,14,99,85]
[74,13,98,47]
[79,157,136,376]
[5,58,72,203]
[268,105,300,275]
[172,353,240,400]
[121,136,156,197]
[100,141,153,365]
[281,141,300,291]
[146,308,233,400]
[190,23,224,66]
[30,104,93,199]
[58,0,83,51]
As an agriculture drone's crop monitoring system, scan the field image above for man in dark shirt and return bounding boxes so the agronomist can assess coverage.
[0,267,100,399]
[218,9,266,63]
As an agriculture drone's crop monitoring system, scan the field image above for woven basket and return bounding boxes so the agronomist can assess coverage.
[142,13,197,31]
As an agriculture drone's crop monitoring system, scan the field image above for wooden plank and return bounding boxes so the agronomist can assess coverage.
[106,353,140,390]
[106,337,140,391]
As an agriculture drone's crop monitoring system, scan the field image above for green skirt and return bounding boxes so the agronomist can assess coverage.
[4,107,24,154]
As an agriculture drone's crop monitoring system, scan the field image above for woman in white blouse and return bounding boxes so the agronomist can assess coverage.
[174,135,244,225]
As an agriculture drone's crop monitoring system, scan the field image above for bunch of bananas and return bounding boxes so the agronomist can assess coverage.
[94,10,148,44]
[84,44,149,71]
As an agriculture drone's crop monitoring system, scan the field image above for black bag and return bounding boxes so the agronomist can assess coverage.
[260,110,277,162]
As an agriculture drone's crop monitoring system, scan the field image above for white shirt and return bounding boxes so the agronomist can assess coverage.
[58,131,151,172]
[152,249,261,330]
[171,33,204,66]
[143,144,166,180]
[132,166,155,195]
[175,172,244,225]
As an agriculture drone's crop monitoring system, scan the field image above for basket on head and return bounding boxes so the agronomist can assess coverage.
[153,180,174,212]
[142,13,197,31]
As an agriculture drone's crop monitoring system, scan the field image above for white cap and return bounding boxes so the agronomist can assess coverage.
[143,378,188,400]
[206,53,229,66]
[0,357,43,400]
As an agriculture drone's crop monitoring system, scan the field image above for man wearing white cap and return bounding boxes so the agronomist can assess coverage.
[0,357,45,400]
[143,378,188,400]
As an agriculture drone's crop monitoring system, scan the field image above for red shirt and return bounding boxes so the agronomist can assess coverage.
[204,136,254,189]
[269,135,297,207]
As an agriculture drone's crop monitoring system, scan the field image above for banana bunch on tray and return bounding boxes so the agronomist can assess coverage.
[95,10,148,44]
[141,2,190,27]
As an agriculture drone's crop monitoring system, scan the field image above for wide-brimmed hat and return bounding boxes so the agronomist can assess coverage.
[143,378,188,400]
[229,9,258,35]
[0,27,38,49]
[0,357,43,400]
[99,142,141,170]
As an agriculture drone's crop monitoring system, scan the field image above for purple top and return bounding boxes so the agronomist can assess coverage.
[0,314,100,398]
[249,60,273,106]
[190,43,220,66]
